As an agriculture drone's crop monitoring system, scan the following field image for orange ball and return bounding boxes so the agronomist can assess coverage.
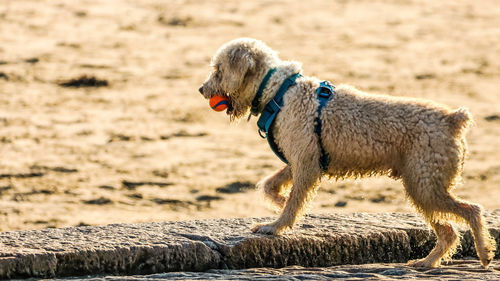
[209,95,230,112]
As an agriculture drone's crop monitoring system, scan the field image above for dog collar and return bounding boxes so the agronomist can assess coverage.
[251,67,277,115]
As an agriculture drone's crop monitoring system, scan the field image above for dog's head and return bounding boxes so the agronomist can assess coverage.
[199,38,279,120]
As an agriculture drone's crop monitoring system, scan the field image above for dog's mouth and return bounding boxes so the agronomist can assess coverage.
[222,94,235,115]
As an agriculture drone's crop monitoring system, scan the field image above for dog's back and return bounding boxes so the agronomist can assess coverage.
[271,80,472,180]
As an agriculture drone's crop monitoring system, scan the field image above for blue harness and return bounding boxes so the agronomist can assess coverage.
[252,68,335,171]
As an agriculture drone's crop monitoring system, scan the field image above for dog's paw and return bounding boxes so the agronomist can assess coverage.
[251,223,278,235]
[407,258,439,268]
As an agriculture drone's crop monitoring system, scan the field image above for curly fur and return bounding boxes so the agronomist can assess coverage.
[199,38,496,268]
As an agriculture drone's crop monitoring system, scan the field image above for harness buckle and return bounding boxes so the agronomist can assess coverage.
[318,91,331,99]
[317,81,334,100]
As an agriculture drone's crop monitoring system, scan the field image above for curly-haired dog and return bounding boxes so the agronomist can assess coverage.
[198,38,496,268]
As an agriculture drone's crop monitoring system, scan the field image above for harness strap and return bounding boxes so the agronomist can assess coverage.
[257,73,303,136]
[257,73,302,164]
[315,81,335,171]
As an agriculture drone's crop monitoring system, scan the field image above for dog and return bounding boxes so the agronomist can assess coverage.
[198,38,496,268]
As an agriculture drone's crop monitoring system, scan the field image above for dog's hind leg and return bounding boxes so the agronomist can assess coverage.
[403,174,460,268]
[408,221,459,268]
[403,172,496,268]
[251,162,321,235]
[257,165,293,209]
[435,198,496,268]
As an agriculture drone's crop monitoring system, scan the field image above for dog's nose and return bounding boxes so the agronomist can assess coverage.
[198,85,204,94]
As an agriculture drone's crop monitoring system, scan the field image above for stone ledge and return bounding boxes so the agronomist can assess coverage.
[0,212,499,279]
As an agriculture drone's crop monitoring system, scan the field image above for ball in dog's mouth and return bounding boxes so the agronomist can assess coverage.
[208,94,233,113]
[209,95,230,112]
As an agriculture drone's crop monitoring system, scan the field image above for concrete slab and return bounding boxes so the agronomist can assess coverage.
[0,212,499,279]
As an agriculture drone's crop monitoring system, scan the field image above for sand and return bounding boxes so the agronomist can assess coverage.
[0,0,499,231]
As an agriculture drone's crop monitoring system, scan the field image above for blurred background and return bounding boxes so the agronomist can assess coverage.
[0,0,499,231]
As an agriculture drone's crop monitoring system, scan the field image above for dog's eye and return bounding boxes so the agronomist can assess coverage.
[214,67,222,78]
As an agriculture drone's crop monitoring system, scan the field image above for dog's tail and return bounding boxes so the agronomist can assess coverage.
[445,107,474,136]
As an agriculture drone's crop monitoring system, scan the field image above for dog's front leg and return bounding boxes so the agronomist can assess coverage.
[251,163,321,235]
[257,165,292,209]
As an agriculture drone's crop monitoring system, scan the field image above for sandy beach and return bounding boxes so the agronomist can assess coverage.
[0,0,499,231]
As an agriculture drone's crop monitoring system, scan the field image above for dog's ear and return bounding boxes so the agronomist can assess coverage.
[224,47,256,93]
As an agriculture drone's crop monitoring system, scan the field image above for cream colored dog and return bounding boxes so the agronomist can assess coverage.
[198,38,496,268]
